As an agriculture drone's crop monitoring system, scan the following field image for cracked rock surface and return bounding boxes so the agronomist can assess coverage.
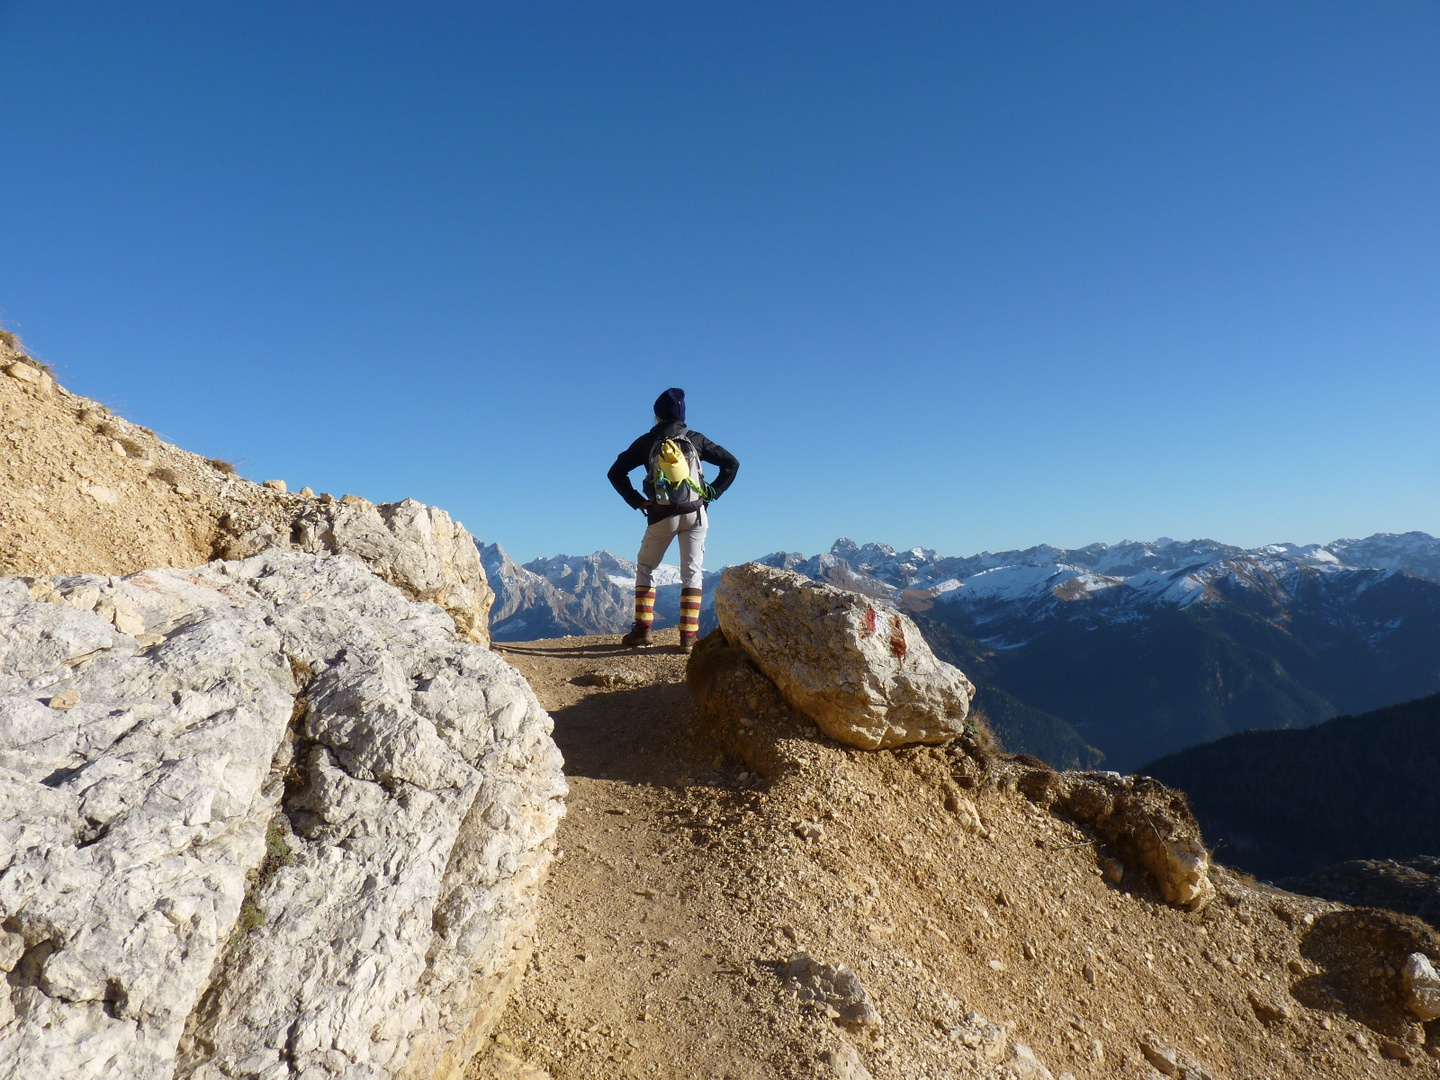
[0,551,565,1080]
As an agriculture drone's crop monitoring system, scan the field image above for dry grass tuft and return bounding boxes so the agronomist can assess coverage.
[96,422,147,459]
[149,466,181,488]
[207,457,238,475]
[0,327,58,375]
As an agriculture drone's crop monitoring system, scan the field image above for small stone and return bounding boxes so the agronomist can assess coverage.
[1023,941,1038,961]
[263,479,287,492]
[980,1021,1008,1063]
[110,439,128,458]
[782,952,881,1029]
[5,361,42,384]
[819,1043,873,1080]
[1401,952,1440,1021]
[47,689,80,711]
[1100,856,1124,883]
[1381,1039,1416,1064]
[1247,989,1292,1026]
[0,931,26,972]
[1008,1042,1055,1080]
[6,362,53,397]
[1139,1034,1180,1076]
[1287,959,1305,976]
[1090,1039,1104,1063]
[796,822,825,842]
[1082,963,1097,985]
[299,486,315,497]
[113,609,146,636]
[987,959,1006,972]
[82,483,119,505]
[63,586,100,612]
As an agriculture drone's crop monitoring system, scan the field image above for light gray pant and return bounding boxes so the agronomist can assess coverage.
[636,508,707,590]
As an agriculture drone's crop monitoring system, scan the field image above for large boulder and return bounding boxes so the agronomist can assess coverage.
[712,563,975,749]
[0,552,565,1080]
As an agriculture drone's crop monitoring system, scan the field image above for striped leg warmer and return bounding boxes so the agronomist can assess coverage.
[634,585,657,629]
[680,588,702,636]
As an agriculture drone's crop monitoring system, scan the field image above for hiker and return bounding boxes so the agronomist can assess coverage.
[607,387,739,652]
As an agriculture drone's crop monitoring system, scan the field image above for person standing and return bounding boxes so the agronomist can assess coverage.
[607,388,739,652]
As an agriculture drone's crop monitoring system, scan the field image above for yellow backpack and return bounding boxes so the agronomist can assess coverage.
[648,436,707,508]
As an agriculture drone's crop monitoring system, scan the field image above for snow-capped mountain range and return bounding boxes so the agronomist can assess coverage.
[757,532,1440,647]
[478,531,1440,771]
[480,530,1440,643]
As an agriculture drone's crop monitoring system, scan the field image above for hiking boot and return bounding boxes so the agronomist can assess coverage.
[621,623,654,648]
[678,629,699,653]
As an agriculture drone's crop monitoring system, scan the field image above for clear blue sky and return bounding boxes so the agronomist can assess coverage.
[2,2,1436,567]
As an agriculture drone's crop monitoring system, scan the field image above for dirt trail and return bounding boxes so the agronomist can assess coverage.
[470,631,838,1080]
[470,635,1439,1080]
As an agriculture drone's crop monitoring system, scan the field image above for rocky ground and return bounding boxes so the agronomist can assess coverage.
[470,635,1440,1080]
[0,343,301,578]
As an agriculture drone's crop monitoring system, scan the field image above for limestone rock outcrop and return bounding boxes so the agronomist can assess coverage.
[712,563,975,749]
[0,552,565,1080]
[1018,768,1215,910]
[220,496,495,648]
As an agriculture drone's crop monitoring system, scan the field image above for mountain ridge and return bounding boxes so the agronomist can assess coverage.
[482,531,1440,769]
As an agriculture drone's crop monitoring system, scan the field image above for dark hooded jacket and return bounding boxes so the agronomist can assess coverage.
[607,420,739,521]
